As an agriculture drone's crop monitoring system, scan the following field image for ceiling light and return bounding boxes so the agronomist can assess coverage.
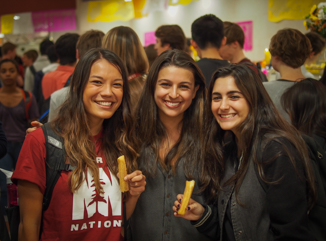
[13,16,20,20]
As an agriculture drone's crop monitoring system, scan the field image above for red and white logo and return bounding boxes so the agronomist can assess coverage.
[70,157,122,232]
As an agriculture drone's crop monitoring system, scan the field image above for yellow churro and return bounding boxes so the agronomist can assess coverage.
[178,180,195,215]
[117,155,129,192]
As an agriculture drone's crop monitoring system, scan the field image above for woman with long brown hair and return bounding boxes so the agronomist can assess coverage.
[12,48,146,241]
[129,49,212,241]
[174,64,316,240]
[102,26,149,114]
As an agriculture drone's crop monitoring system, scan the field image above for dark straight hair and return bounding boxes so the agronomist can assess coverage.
[281,78,326,138]
[204,63,316,207]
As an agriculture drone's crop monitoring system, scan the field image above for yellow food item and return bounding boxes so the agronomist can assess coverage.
[117,155,129,192]
[178,180,195,215]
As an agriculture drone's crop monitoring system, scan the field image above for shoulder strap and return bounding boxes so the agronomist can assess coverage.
[29,65,36,76]
[64,74,72,87]
[41,123,74,211]
[39,74,71,122]
[21,90,32,121]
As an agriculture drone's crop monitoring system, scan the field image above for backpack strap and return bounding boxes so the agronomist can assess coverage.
[38,109,49,123]
[64,74,72,87]
[21,89,32,121]
[29,65,36,76]
[41,123,75,211]
[38,74,72,123]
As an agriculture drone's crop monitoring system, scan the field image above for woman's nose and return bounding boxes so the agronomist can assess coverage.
[220,98,229,110]
[169,86,179,99]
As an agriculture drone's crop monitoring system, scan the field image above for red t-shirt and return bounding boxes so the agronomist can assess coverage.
[12,128,123,241]
[41,65,74,100]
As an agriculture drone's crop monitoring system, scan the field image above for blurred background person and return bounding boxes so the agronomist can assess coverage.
[154,25,187,56]
[102,26,149,114]
[24,39,53,92]
[144,44,157,68]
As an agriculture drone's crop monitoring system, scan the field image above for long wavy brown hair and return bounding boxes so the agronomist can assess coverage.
[51,48,138,194]
[134,49,208,188]
[205,64,316,208]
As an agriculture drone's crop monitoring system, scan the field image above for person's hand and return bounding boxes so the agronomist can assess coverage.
[118,170,146,196]
[26,121,43,135]
[172,194,205,221]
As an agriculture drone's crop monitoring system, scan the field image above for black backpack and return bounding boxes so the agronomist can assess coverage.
[38,75,72,123]
[32,70,45,103]
[6,123,128,240]
[5,123,73,241]
[29,65,36,77]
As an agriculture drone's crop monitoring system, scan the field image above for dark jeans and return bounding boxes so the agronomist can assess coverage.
[0,141,23,215]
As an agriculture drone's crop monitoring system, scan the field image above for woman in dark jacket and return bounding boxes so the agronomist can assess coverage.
[173,64,316,241]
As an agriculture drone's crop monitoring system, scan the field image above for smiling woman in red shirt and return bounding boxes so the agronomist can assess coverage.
[12,48,146,241]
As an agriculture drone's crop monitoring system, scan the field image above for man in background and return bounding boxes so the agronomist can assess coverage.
[41,33,79,100]
[154,25,186,56]
[24,39,53,92]
[32,45,59,103]
[220,21,268,82]
[22,50,38,68]
[264,28,311,122]
[48,30,104,121]
[191,14,229,86]
[219,21,250,64]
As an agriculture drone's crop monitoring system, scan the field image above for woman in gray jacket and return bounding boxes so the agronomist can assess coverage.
[173,64,316,241]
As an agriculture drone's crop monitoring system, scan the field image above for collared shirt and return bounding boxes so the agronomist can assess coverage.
[42,65,74,100]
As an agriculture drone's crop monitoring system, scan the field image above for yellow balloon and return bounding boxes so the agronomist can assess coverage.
[264,49,271,65]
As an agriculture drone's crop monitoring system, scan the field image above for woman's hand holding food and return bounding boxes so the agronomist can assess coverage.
[173,194,205,221]
[125,170,146,196]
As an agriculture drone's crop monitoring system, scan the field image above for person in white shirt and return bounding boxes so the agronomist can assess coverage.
[24,39,53,92]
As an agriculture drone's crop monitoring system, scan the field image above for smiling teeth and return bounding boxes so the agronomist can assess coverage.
[98,102,112,106]
[221,114,235,118]
[166,101,180,106]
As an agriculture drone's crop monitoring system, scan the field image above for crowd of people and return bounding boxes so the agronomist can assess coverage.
[0,13,325,241]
